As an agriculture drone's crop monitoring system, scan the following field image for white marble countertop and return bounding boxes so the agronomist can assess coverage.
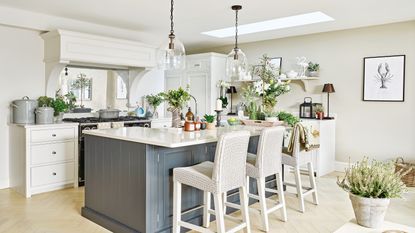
[83,126,267,148]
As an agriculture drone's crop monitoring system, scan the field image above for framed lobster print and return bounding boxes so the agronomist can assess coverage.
[363,55,406,102]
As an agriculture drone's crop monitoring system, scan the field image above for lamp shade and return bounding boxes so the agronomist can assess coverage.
[157,37,186,70]
[226,86,237,94]
[226,48,249,81]
[322,83,335,93]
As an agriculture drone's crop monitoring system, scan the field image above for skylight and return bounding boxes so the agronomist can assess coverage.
[201,11,334,38]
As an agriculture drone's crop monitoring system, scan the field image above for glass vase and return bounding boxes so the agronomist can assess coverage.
[248,102,257,120]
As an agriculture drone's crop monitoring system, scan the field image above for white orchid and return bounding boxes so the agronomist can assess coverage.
[217,80,230,88]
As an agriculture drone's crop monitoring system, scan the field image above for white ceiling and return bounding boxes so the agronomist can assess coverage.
[0,0,414,52]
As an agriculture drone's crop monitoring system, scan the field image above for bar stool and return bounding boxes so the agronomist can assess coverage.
[282,126,319,213]
[173,131,251,233]
[244,127,287,232]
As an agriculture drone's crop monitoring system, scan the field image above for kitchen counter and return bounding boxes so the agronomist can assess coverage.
[83,125,263,148]
[81,125,276,233]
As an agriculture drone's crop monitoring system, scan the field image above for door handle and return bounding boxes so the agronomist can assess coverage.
[52,172,57,176]
[52,134,57,137]
[52,151,57,155]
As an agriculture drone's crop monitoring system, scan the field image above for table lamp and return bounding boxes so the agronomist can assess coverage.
[322,83,335,119]
[226,86,237,115]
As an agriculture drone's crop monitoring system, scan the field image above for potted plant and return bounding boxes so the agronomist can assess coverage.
[52,91,69,122]
[314,105,325,120]
[265,112,279,122]
[145,94,164,119]
[307,62,320,77]
[337,158,408,228]
[203,114,216,130]
[160,87,191,128]
[277,111,299,127]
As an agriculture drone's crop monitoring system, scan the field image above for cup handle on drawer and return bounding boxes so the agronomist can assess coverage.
[52,151,57,155]
[52,134,57,137]
[52,172,57,176]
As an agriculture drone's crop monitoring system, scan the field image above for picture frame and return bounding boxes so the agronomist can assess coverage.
[363,55,405,102]
[269,57,283,74]
[251,56,283,80]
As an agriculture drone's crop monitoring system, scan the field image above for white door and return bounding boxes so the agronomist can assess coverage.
[187,72,209,117]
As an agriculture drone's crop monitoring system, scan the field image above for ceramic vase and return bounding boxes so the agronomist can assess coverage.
[171,109,181,128]
[349,193,390,228]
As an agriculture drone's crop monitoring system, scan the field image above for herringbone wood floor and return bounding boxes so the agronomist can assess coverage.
[1,172,414,233]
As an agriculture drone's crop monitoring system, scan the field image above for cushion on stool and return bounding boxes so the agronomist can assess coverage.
[246,153,260,178]
[173,161,217,194]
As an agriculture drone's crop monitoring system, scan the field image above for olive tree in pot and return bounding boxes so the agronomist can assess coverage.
[337,158,408,228]
[160,87,190,128]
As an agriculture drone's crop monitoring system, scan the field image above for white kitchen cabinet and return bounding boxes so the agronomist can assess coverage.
[9,123,79,198]
[164,52,228,117]
[284,119,336,177]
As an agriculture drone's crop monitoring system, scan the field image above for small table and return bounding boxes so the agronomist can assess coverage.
[334,219,415,233]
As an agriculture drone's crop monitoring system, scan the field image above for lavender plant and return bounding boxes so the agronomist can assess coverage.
[337,158,408,198]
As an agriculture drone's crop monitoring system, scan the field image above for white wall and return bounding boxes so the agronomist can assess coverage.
[129,69,166,117]
[196,21,415,163]
[0,26,44,189]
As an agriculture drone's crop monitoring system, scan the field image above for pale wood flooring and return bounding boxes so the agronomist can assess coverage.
[0,172,414,233]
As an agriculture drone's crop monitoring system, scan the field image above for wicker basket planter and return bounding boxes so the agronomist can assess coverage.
[395,157,415,187]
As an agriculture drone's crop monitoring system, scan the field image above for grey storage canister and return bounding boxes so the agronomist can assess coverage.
[11,96,38,124]
[35,107,54,124]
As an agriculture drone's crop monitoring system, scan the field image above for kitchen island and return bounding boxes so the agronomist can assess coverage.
[81,126,276,233]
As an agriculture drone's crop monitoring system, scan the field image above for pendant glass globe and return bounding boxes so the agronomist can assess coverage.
[157,36,186,70]
[226,48,249,81]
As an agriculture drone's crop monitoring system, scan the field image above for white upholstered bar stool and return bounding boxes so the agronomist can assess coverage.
[281,128,319,213]
[173,131,251,233]
[244,127,287,232]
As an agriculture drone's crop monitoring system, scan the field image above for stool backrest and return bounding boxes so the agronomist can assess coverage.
[212,131,250,192]
[256,127,285,177]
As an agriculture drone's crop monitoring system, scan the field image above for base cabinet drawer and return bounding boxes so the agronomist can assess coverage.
[31,142,75,165]
[31,128,75,143]
[31,163,74,187]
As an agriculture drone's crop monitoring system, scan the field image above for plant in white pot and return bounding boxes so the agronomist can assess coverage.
[337,158,408,228]
[160,87,190,128]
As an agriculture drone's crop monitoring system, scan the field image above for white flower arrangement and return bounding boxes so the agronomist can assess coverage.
[217,80,230,88]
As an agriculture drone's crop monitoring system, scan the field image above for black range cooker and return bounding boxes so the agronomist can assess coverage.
[63,116,151,186]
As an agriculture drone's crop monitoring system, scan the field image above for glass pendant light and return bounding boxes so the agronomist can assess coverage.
[226,5,249,81]
[157,0,186,70]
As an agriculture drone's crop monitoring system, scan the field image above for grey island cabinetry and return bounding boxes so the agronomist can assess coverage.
[81,126,273,233]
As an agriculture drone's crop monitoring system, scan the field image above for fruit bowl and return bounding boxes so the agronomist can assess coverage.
[227,118,240,126]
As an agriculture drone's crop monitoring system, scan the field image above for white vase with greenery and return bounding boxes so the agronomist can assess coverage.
[337,158,407,228]
[160,87,190,128]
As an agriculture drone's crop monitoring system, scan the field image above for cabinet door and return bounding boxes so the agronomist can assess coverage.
[157,147,198,231]
[187,72,209,116]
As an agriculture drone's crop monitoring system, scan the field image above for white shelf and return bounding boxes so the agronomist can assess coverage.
[280,77,319,91]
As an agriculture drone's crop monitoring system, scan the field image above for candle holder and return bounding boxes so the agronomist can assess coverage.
[214,110,223,127]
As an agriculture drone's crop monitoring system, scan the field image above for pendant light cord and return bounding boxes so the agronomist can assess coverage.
[170,0,175,36]
[234,8,239,49]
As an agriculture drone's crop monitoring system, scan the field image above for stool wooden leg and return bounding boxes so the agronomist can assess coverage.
[173,180,182,233]
[203,191,211,228]
[307,162,319,205]
[214,193,226,233]
[239,186,251,233]
[222,192,227,215]
[276,173,287,222]
[294,167,305,213]
[257,177,269,232]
